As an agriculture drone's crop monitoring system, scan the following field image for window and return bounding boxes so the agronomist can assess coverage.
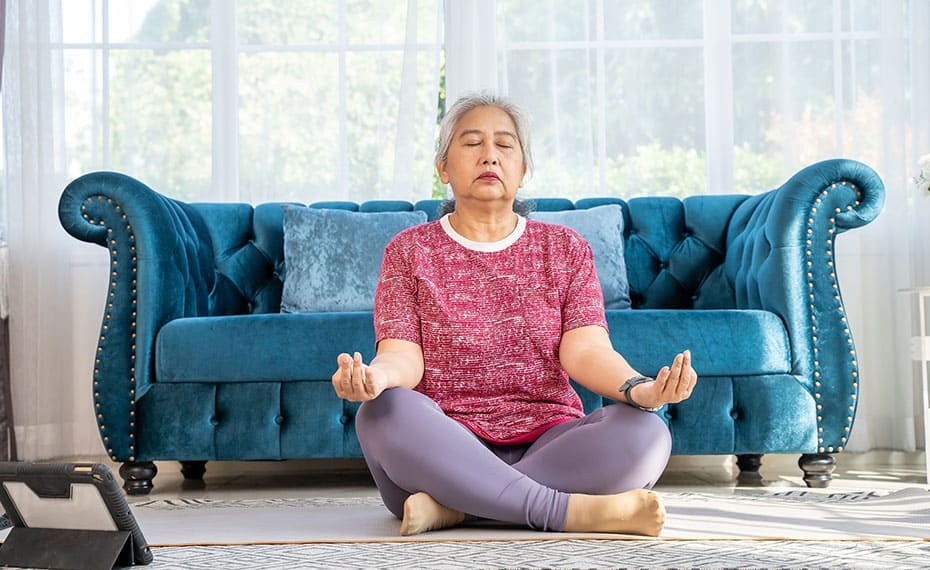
[57,0,443,203]
[29,0,928,204]
[489,0,915,198]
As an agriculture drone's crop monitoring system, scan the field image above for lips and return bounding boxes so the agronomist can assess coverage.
[478,171,501,181]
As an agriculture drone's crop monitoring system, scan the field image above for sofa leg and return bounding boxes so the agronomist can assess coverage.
[798,453,835,488]
[119,461,158,496]
[735,453,764,485]
[180,461,207,480]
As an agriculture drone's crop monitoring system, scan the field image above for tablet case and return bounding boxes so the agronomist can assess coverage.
[0,462,153,569]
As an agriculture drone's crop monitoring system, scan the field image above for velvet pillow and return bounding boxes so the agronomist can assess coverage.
[529,205,632,310]
[281,207,427,313]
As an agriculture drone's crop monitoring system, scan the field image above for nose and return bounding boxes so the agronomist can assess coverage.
[480,141,499,166]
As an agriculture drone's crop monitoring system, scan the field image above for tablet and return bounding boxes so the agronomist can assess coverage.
[0,461,153,567]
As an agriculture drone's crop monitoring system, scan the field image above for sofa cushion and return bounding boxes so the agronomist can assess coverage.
[156,313,377,383]
[529,205,631,310]
[280,207,427,313]
[154,309,789,384]
[605,309,791,377]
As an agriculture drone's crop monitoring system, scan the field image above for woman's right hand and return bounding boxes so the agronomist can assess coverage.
[332,352,386,402]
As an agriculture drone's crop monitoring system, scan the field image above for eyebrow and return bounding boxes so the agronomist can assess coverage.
[458,129,518,140]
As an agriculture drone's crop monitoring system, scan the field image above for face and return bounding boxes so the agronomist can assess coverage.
[436,105,527,207]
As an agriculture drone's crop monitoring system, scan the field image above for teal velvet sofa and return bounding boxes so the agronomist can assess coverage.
[58,158,884,495]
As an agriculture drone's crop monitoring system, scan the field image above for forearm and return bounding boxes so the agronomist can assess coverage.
[370,339,424,390]
[565,346,642,402]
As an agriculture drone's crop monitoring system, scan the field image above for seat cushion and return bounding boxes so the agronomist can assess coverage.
[155,309,790,384]
[605,309,790,377]
[156,313,376,383]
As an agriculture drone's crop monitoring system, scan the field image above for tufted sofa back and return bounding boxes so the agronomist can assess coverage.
[189,194,751,316]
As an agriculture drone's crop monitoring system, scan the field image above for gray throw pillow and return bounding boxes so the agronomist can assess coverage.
[281,206,427,313]
[529,204,631,310]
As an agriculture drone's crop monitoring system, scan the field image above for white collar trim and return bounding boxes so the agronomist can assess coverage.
[439,213,526,253]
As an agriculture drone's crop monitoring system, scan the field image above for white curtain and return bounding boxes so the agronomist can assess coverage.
[2,0,102,459]
[2,0,927,460]
[446,0,929,453]
[1,0,443,460]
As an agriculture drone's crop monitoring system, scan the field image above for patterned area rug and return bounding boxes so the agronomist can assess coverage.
[123,487,930,568]
[148,540,930,569]
[131,487,930,545]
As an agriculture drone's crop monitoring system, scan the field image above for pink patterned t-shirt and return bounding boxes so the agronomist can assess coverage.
[374,214,608,444]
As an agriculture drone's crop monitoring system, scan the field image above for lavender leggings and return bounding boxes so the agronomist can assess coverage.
[355,388,672,531]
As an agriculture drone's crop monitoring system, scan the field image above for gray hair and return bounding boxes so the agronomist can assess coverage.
[435,92,534,217]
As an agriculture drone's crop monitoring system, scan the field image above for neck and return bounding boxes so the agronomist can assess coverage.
[448,207,519,243]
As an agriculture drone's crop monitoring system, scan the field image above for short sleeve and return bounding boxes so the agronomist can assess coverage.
[374,234,422,345]
[561,235,609,333]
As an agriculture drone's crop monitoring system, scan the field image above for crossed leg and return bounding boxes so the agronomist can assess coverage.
[355,388,671,535]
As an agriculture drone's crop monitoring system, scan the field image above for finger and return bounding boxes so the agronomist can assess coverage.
[652,366,670,392]
[362,366,375,398]
[669,352,684,379]
[354,354,373,398]
[333,353,353,396]
[352,352,369,397]
[681,350,697,388]
[662,353,685,396]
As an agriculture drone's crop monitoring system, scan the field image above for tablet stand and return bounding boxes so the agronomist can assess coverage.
[0,527,137,569]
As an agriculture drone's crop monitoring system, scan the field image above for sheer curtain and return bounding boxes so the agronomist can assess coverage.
[446,0,929,453]
[2,0,927,461]
[1,0,443,460]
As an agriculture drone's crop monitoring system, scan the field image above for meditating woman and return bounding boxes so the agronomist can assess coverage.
[331,93,697,537]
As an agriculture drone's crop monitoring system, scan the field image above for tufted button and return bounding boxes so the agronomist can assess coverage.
[730,409,740,421]
[209,416,220,427]
[660,261,669,269]
[339,412,352,425]
[663,407,675,421]
[274,414,285,426]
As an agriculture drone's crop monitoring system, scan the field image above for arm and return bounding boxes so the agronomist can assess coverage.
[724,159,884,451]
[332,338,424,401]
[559,325,695,410]
[58,171,216,463]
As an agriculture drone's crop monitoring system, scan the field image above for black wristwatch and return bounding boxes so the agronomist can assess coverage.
[619,374,660,412]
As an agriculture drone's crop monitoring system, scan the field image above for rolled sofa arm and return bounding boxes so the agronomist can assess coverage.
[58,171,215,462]
[725,158,885,453]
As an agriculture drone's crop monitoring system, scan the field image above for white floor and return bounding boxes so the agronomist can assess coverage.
[67,450,926,504]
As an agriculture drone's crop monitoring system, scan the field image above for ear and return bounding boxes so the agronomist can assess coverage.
[436,160,450,184]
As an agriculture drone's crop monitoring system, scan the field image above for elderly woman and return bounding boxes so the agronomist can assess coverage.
[332,93,697,537]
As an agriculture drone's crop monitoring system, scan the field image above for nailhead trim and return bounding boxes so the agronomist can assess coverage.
[807,181,859,453]
[85,195,138,462]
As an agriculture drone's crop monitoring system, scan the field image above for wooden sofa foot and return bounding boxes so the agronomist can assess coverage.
[180,461,207,480]
[736,453,764,485]
[119,461,158,495]
[798,453,835,488]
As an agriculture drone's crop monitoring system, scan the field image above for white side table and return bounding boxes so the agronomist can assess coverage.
[902,287,930,488]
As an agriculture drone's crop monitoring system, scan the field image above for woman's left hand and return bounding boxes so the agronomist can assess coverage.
[631,350,698,409]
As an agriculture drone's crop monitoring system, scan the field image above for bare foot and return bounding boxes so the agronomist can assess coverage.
[563,489,666,537]
[399,492,466,536]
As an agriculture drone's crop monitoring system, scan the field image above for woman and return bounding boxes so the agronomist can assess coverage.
[331,93,697,537]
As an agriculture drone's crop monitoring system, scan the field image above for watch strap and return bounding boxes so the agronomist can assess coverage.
[619,374,659,412]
